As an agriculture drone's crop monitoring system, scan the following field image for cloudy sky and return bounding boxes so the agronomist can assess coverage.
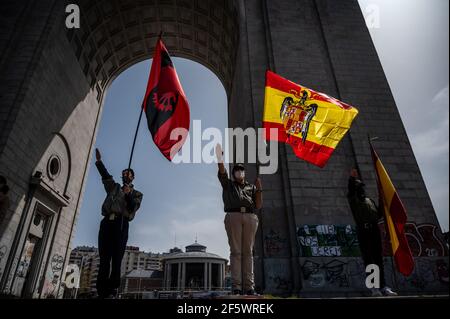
[358,0,449,231]
[73,0,449,258]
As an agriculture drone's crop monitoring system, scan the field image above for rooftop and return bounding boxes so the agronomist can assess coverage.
[163,242,227,262]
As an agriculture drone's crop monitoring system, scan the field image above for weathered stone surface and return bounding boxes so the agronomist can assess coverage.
[0,0,447,298]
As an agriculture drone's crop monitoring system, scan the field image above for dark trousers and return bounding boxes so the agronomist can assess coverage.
[96,216,129,298]
[356,222,386,288]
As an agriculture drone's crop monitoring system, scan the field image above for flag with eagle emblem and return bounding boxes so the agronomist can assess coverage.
[263,70,359,167]
[142,38,190,161]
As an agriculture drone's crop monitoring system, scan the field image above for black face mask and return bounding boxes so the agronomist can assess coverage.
[122,176,132,185]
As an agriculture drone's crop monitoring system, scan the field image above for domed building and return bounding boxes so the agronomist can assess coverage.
[162,242,227,291]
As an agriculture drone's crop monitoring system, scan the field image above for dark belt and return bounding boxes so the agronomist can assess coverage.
[225,207,254,214]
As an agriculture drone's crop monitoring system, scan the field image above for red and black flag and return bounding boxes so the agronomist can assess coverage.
[142,38,190,161]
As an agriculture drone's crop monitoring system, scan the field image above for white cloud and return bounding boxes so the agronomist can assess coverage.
[432,85,449,104]
[408,85,449,231]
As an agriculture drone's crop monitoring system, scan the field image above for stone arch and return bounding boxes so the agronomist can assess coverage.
[66,0,239,103]
[1,0,445,298]
[0,0,242,297]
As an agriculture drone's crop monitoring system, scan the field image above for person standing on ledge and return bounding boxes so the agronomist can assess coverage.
[347,168,397,297]
[95,148,143,299]
[215,144,263,296]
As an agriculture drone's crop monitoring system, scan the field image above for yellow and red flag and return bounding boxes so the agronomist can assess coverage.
[263,70,359,167]
[370,142,414,276]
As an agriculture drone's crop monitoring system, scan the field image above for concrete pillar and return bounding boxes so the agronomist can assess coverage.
[181,262,186,290]
[204,262,208,291]
[177,263,182,290]
[208,263,212,290]
[219,263,223,289]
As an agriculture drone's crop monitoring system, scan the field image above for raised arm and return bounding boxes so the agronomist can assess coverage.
[216,144,229,188]
[347,168,359,198]
[95,148,116,193]
[216,144,226,174]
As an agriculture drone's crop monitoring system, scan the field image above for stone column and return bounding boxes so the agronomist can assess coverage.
[204,262,208,291]
[181,262,186,290]
[208,263,212,290]
[177,262,182,290]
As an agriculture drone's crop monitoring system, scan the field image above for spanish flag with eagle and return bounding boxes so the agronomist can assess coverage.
[263,70,359,167]
[370,141,414,276]
[142,38,190,161]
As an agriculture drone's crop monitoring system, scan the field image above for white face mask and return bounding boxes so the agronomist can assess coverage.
[234,170,245,180]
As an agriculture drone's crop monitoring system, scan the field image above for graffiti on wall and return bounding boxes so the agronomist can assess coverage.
[301,258,366,289]
[301,257,449,291]
[297,225,360,257]
[264,229,287,257]
[389,258,449,291]
[41,254,64,298]
[378,222,449,257]
[265,259,291,292]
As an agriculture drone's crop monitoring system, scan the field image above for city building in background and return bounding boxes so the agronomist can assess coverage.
[162,242,228,292]
[67,246,165,298]
[65,243,229,298]
[0,0,447,298]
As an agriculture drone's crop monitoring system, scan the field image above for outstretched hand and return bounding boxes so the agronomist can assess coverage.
[95,148,102,162]
[255,177,262,190]
[215,144,223,163]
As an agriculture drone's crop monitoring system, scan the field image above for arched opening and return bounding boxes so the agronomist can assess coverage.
[67,0,239,101]
[66,0,239,297]
[0,0,241,299]
[73,56,230,276]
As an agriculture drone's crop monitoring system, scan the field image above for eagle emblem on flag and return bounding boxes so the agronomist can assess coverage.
[280,90,318,144]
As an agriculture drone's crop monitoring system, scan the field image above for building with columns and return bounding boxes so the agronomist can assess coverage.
[0,0,447,297]
[163,242,227,291]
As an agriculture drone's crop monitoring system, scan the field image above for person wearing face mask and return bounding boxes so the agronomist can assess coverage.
[94,148,143,299]
[347,168,397,297]
[215,144,263,296]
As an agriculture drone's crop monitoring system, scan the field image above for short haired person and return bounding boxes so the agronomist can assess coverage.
[95,149,143,298]
[215,144,262,296]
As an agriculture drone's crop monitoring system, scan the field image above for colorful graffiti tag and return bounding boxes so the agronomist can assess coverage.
[297,225,360,257]
[378,222,449,257]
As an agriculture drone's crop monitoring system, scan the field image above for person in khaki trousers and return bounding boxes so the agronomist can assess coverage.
[216,144,263,296]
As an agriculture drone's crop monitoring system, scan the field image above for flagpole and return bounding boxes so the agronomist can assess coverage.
[127,105,144,170]
[368,135,400,289]
[127,32,164,170]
